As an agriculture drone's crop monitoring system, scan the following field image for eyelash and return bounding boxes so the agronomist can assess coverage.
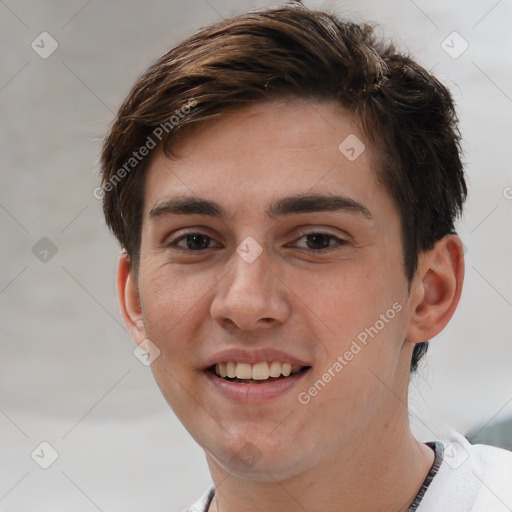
[166,231,347,253]
[291,232,347,251]
[168,233,220,252]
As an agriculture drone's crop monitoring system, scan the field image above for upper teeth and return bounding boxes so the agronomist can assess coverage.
[214,361,303,380]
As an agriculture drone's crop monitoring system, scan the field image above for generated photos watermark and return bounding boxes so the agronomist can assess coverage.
[93,98,197,200]
[298,301,403,405]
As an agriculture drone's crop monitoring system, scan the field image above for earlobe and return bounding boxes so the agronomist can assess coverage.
[406,235,465,343]
[117,252,146,346]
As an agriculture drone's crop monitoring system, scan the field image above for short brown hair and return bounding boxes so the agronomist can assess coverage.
[99,4,466,372]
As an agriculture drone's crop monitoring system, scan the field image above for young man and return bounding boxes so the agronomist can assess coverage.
[98,4,512,511]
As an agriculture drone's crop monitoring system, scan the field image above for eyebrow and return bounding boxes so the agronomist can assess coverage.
[267,194,372,219]
[148,193,372,220]
[149,197,229,219]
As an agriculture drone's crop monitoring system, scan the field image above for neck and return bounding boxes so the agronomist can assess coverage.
[206,389,434,512]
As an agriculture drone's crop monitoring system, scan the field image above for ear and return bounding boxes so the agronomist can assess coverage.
[406,235,465,343]
[117,252,146,347]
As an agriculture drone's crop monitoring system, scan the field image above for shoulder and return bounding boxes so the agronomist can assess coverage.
[468,433,512,511]
[182,487,215,512]
[418,430,512,512]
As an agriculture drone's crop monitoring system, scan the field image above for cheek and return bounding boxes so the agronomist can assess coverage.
[142,266,207,321]
[139,267,213,362]
[288,260,405,339]
[290,256,410,396]
[138,269,214,424]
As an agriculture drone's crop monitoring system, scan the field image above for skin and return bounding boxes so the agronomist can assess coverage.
[118,98,464,512]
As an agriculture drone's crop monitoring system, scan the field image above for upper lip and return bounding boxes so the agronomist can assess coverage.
[203,348,312,369]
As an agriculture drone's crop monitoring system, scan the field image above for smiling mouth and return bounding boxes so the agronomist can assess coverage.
[208,361,310,384]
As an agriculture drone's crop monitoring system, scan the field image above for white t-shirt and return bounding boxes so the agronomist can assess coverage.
[417,430,512,511]
[185,430,512,512]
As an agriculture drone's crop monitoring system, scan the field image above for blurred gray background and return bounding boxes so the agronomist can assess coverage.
[1,0,511,510]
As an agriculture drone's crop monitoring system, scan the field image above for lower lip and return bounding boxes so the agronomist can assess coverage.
[203,369,310,402]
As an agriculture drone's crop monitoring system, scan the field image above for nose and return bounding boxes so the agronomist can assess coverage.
[210,248,290,331]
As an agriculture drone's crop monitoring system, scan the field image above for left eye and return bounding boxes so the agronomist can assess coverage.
[174,233,217,250]
[293,233,346,250]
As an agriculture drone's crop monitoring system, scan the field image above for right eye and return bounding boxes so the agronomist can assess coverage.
[168,233,220,251]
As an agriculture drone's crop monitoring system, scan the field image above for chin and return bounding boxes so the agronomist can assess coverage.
[205,436,313,482]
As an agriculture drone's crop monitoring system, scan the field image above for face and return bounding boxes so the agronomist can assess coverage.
[127,98,418,480]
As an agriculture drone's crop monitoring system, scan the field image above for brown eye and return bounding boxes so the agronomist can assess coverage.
[172,233,214,250]
[305,233,332,249]
[291,232,347,251]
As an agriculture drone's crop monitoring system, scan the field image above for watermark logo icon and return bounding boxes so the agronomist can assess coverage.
[31,441,59,469]
[443,441,469,469]
[31,32,59,59]
[236,442,262,468]
[32,237,58,263]
[441,32,469,59]
[338,134,365,161]
[236,236,263,263]
[133,338,161,366]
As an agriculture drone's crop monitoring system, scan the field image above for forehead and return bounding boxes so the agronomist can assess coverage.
[143,98,387,219]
